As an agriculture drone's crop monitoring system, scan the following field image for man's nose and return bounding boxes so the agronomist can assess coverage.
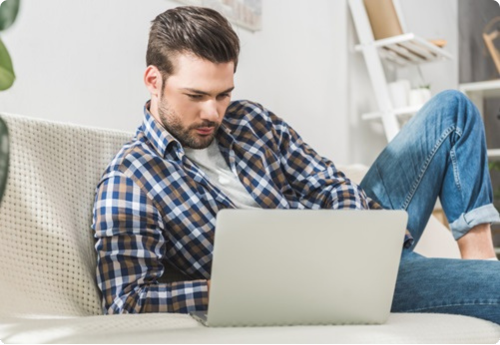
[200,100,219,122]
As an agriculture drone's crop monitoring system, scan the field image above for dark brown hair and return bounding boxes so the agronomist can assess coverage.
[146,6,240,78]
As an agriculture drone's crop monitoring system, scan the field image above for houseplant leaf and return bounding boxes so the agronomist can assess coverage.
[0,116,9,205]
[0,37,14,90]
[0,0,20,31]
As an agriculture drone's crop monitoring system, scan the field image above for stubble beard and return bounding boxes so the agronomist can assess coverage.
[157,97,219,150]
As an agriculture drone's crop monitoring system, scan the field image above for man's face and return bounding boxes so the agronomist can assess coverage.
[156,53,235,149]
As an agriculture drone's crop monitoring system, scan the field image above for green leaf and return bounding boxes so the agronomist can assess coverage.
[0,37,15,90]
[0,116,9,206]
[490,161,500,171]
[0,0,20,31]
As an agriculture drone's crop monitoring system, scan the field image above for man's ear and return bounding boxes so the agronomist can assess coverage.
[144,65,163,98]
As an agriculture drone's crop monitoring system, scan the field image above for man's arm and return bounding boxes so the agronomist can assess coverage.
[266,110,374,210]
[264,109,413,246]
[92,172,209,314]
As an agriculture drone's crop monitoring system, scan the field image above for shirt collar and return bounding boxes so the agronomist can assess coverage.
[216,118,235,149]
[141,101,183,160]
[140,100,237,160]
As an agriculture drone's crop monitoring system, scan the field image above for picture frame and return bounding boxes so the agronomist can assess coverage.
[173,0,262,32]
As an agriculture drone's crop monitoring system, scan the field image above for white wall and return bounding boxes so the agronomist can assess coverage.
[1,0,350,164]
[348,0,458,165]
[1,0,163,131]
[1,0,459,166]
[235,0,349,163]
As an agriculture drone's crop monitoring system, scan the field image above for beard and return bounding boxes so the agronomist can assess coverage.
[157,96,219,150]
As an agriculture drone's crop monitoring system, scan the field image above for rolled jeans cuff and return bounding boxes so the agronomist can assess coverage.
[449,204,500,240]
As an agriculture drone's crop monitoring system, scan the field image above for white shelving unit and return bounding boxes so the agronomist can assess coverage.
[459,80,500,161]
[361,104,422,121]
[354,33,453,67]
[488,149,500,160]
[348,0,453,142]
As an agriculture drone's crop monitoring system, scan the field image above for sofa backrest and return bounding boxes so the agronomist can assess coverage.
[0,113,460,318]
[0,113,133,317]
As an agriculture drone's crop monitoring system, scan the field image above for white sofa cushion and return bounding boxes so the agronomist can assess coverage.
[0,113,131,318]
[0,113,498,343]
[1,313,499,344]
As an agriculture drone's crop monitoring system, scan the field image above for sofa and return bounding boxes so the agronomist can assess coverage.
[0,112,498,344]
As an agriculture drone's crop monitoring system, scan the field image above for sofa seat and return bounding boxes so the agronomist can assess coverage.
[0,113,498,344]
[1,313,500,344]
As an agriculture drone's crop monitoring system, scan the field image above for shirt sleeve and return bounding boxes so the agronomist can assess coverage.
[92,172,208,314]
[266,110,413,247]
[266,111,376,211]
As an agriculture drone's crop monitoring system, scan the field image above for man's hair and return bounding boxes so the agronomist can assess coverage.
[146,6,240,79]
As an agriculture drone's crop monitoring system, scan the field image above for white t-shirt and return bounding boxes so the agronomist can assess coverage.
[184,139,261,209]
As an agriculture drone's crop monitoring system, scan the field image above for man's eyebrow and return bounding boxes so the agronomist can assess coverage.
[181,87,235,95]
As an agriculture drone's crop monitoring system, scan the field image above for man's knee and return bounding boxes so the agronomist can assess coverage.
[433,89,466,103]
[428,89,481,127]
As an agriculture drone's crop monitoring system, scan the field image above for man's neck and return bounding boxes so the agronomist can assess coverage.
[147,97,161,124]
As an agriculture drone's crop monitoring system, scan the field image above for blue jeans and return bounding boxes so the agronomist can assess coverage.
[360,90,500,325]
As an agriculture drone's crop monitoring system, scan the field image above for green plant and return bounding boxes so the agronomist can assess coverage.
[490,161,500,170]
[0,0,20,91]
[0,0,17,204]
[0,117,8,204]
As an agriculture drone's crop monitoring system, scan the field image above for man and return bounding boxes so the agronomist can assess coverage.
[92,6,500,323]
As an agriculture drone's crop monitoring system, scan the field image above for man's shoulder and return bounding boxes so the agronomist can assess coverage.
[98,134,169,184]
[226,100,269,120]
[222,100,288,149]
[224,99,291,135]
[224,100,278,131]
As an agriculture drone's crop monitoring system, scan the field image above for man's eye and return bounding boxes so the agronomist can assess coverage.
[187,94,203,100]
[217,93,230,100]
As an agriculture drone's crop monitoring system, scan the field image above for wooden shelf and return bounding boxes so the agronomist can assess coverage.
[355,33,453,66]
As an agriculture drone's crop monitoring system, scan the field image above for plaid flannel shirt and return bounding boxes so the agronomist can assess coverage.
[92,100,413,315]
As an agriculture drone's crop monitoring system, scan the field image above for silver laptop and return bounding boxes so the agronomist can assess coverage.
[190,209,408,327]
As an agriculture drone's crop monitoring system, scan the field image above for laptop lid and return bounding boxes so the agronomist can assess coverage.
[205,209,408,327]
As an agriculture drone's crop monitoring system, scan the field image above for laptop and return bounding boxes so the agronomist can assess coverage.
[190,209,408,327]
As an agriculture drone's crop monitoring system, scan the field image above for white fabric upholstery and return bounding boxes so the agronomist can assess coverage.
[0,113,498,344]
[1,313,499,344]
[0,113,130,318]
